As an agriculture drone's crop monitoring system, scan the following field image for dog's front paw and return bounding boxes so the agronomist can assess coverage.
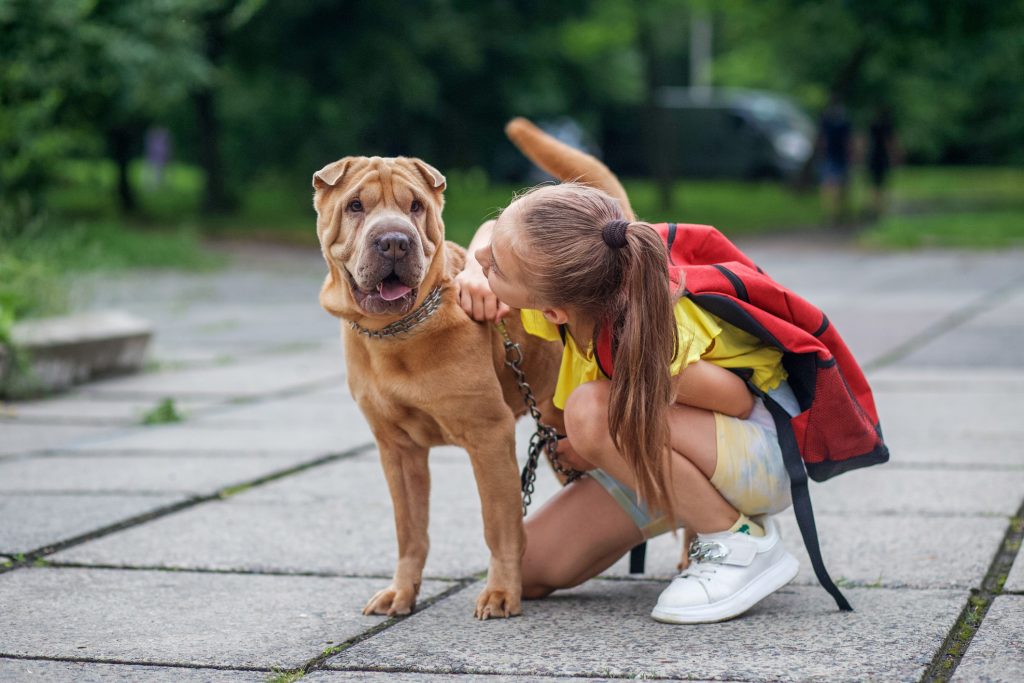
[362,583,417,617]
[473,586,522,620]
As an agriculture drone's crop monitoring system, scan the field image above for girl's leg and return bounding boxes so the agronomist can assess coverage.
[563,380,737,534]
[521,474,645,599]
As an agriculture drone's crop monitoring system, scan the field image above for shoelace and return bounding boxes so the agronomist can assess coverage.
[678,563,720,583]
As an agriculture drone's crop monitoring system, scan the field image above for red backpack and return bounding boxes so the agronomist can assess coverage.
[594,222,889,611]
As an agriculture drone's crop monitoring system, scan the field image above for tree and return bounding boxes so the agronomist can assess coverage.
[0,0,208,226]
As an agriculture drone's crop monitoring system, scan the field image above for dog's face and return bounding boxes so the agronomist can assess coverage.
[313,156,446,319]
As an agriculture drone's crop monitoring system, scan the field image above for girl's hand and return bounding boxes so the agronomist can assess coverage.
[455,261,511,323]
[552,437,595,472]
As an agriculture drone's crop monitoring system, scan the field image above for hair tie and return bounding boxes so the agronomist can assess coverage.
[602,219,630,249]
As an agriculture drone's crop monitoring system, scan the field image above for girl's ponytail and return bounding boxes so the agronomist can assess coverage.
[606,222,680,519]
[509,183,684,521]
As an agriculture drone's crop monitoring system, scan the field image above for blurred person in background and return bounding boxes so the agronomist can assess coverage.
[817,95,853,226]
[866,104,900,220]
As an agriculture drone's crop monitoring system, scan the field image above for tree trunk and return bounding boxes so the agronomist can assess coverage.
[109,127,137,214]
[637,4,673,213]
[196,7,234,214]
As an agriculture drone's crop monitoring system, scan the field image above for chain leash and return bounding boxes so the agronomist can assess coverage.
[495,320,584,516]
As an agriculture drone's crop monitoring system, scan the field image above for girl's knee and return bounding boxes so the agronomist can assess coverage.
[522,582,555,600]
[563,381,611,454]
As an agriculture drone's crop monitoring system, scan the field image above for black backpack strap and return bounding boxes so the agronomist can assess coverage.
[764,396,853,611]
[629,542,647,573]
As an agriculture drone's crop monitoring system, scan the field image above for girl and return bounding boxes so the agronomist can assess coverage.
[454,182,802,624]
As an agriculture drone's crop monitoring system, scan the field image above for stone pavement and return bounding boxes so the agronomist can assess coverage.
[1,239,1022,682]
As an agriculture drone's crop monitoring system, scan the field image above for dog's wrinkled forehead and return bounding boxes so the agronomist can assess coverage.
[313,156,445,247]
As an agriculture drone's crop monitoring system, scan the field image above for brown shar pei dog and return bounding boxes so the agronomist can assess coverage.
[313,156,562,619]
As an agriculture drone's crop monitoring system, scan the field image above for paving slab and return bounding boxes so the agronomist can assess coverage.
[953,595,1024,683]
[0,493,184,554]
[1005,547,1024,593]
[53,449,562,578]
[0,453,321,495]
[188,388,366,429]
[80,347,343,399]
[881,435,1024,469]
[874,389,1024,443]
[64,421,372,456]
[826,306,962,369]
[306,672,707,683]
[0,394,216,426]
[328,579,964,682]
[0,659,264,682]
[897,314,1024,369]
[867,368,1024,393]
[803,466,1024,517]
[0,567,455,670]
[599,513,1005,590]
[0,423,117,458]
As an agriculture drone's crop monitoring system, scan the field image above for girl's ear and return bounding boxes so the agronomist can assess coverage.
[542,307,569,325]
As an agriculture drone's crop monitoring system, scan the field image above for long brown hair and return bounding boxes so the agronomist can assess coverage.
[506,182,683,518]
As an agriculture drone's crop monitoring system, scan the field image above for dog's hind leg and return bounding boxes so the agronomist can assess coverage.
[362,434,430,617]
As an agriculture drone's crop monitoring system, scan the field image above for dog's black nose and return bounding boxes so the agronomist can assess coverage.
[375,232,410,260]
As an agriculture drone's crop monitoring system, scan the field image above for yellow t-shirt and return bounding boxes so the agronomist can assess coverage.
[521,298,787,410]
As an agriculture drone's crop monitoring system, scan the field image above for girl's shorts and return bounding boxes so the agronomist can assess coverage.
[588,381,799,539]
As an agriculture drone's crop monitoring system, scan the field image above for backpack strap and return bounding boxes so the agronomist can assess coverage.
[629,542,647,574]
[763,394,853,612]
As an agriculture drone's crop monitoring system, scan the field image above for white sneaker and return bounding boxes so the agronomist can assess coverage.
[650,516,799,624]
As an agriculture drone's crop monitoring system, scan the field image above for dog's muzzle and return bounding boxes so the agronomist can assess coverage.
[351,221,425,316]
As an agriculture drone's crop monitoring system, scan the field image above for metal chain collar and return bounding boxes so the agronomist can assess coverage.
[495,320,585,516]
[349,287,444,340]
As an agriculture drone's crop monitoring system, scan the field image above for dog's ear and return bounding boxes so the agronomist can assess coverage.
[313,158,352,192]
[319,271,347,318]
[411,159,446,194]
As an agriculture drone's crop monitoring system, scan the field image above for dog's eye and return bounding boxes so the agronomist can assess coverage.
[410,199,422,213]
[348,199,363,212]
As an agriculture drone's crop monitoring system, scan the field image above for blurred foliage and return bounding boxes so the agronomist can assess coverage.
[0,0,208,229]
[715,0,1024,164]
[1,0,1021,247]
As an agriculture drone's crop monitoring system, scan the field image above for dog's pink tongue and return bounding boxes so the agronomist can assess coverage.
[378,280,412,301]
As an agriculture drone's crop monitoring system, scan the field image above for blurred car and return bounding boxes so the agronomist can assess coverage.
[603,87,815,180]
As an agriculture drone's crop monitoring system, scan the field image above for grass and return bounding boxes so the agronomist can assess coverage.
[140,397,184,425]
[859,210,1024,249]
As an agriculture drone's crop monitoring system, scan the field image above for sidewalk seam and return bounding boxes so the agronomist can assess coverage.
[267,579,478,683]
[921,498,1024,682]
[0,653,274,673]
[0,443,375,576]
[865,273,1024,372]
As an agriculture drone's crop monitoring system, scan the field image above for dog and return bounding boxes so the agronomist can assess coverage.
[313,155,562,620]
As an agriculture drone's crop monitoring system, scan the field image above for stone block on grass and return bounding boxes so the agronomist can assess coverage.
[1,311,152,397]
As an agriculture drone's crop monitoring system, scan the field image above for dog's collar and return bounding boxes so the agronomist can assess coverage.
[349,286,444,340]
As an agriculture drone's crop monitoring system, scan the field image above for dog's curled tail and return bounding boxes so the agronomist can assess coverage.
[504,117,635,221]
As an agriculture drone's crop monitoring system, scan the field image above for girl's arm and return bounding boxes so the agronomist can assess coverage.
[673,360,754,419]
[454,220,510,322]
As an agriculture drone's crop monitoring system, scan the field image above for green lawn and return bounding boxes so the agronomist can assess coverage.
[859,211,1024,249]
